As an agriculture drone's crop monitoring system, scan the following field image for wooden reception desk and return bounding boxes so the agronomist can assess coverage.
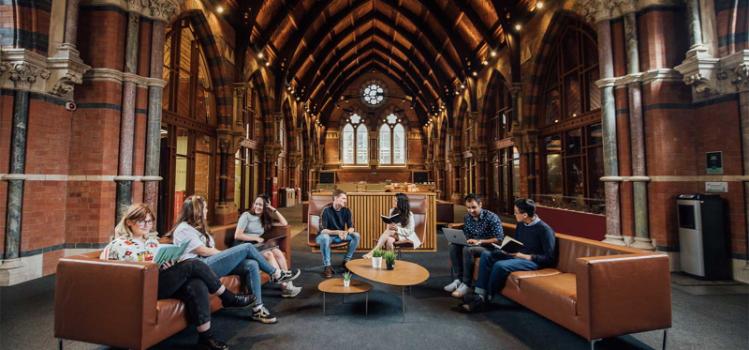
[309,192,437,252]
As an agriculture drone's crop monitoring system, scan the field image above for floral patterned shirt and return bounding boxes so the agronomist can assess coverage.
[463,209,504,241]
[100,236,160,262]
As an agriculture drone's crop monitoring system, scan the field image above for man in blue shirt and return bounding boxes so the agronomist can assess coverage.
[317,189,360,278]
[461,198,556,312]
[444,193,504,298]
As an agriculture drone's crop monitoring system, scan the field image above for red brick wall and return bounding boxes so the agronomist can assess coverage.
[78,7,126,71]
[637,7,689,71]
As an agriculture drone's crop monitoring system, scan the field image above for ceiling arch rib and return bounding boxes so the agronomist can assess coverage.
[299,19,452,95]
[319,61,429,122]
[311,49,439,111]
[307,39,442,104]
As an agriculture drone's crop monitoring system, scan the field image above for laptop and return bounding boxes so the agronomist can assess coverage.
[443,228,479,246]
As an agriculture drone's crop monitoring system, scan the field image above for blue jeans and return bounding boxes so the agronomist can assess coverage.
[316,232,360,266]
[475,250,538,296]
[203,243,277,305]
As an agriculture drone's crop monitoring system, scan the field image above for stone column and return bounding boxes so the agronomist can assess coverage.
[2,91,30,266]
[115,12,141,222]
[63,0,80,48]
[597,19,625,245]
[624,13,654,250]
[740,89,749,267]
[685,0,703,50]
[144,21,166,210]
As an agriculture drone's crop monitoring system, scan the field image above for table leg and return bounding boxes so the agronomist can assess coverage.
[365,292,369,317]
[323,292,326,315]
[402,287,406,321]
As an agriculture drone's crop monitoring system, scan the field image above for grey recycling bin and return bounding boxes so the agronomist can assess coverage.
[676,194,731,280]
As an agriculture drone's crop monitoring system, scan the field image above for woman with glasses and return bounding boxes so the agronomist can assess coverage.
[232,194,302,298]
[101,203,253,350]
[168,195,299,324]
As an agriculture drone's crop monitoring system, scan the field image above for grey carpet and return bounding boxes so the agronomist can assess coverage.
[1,206,747,349]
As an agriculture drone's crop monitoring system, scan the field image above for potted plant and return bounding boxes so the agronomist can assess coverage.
[342,271,352,287]
[371,249,383,269]
[384,250,397,270]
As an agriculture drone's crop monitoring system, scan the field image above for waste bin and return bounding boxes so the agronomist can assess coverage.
[676,194,731,280]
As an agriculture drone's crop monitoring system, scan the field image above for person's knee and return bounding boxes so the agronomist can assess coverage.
[243,259,259,271]
[386,237,396,245]
[316,233,330,245]
[262,251,274,259]
[492,261,512,273]
[350,232,360,240]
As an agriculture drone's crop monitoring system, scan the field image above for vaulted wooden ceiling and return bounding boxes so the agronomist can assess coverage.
[235,0,538,123]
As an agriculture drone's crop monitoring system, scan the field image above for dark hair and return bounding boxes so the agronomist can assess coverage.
[464,193,482,204]
[392,192,410,227]
[253,194,274,233]
[167,195,212,248]
[332,189,346,199]
[514,198,536,217]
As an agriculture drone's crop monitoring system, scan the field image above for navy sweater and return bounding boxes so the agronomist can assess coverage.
[516,218,556,267]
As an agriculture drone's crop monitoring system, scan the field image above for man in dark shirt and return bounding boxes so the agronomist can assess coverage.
[317,189,360,278]
[461,198,555,312]
[444,193,504,298]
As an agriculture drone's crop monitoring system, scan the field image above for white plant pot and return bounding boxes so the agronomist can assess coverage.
[372,257,382,269]
[343,279,351,287]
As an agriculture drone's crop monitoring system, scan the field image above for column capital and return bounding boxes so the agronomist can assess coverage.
[0,47,90,98]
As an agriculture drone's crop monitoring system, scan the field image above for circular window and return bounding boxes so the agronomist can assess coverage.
[362,82,385,106]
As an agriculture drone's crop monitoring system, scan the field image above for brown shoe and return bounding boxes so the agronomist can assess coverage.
[323,265,334,278]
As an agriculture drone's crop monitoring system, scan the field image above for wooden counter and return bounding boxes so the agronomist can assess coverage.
[309,192,437,252]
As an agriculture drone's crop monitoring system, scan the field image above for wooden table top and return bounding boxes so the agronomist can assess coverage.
[345,259,430,286]
[318,278,372,294]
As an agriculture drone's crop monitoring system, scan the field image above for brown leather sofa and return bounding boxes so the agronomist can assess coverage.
[54,225,291,350]
[458,223,671,347]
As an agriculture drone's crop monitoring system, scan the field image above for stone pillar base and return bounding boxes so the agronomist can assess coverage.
[214,202,238,225]
[630,236,655,250]
[603,234,627,246]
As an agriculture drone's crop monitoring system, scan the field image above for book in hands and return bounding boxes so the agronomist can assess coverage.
[491,236,525,254]
[381,213,401,224]
[154,241,189,265]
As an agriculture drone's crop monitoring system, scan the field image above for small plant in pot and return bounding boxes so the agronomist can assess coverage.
[371,249,383,269]
[384,250,397,270]
[342,271,352,287]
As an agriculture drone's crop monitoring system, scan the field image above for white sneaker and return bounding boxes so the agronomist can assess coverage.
[452,283,471,298]
[282,281,302,298]
[444,279,461,292]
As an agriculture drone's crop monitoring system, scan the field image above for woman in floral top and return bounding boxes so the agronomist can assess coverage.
[101,203,253,350]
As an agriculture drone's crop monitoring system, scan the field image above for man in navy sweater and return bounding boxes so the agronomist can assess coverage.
[461,198,556,312]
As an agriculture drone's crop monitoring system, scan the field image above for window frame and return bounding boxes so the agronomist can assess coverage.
[378,113,407,166]
[341,114,369,166]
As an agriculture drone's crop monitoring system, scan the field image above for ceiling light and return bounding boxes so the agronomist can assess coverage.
[514,23,522,32]
[482,60,488,66]
[536,1,544,10]
[257,52,264,59]
[460,84,465,89]
[265,61,270,67]
[491,50,497,57]
[216,5,224,14]
[472,71,478,77]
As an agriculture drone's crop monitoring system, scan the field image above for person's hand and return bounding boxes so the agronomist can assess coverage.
[160,260,175,270]
[338,231,348,240]
[267,204,276,212]
[254,237,265,243]
[512,252,532,261]
[466,239,479,245]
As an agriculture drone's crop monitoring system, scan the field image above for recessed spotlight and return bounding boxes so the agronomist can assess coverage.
[472,71,478,77]
[514,23,522,32]
[265,61,270,67]
[257,52,264,59]
[491,50,497,57]
[536,1,544,10]
[216,5,224,14]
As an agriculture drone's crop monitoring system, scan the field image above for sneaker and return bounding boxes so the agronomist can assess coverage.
[198,336,229,350]
[281,284,302,298]
[460,294,485,313]
[251,305,278,324]
[221,293,255,309]
[323,265,334,278]
[451,283,471,298]
[444,279,461,292]
[279,268,301,283]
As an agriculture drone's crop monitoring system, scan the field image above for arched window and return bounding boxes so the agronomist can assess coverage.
[378,114,406,165]
[341,114,368,165]
[538,18,604,213]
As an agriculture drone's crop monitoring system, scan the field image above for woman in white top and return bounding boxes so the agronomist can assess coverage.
[364,192,422,258]
[233,194,302,298]
[101,203,252,350]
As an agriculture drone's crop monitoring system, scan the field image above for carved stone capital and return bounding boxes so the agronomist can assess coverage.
[676,48,749,100]
[573,0,680,23]
[81,0,179,22]
[0,47,90,98]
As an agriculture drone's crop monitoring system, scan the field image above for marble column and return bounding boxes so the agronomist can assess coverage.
[2,91,29,265]
[62,0,80,48]
[624,13,654,250]
[740,91,749,266]
[685,0,703,50]
[144,21,166,210]
[115,12,141,222]
[597,19,625,245]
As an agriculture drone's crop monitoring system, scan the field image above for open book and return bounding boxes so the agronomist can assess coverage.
[491,235,524,254]
[154,241,189,265]
[381,212,401,224]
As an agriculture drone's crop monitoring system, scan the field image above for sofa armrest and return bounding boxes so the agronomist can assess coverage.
[54,256,159,349]
[267,225,292,266]
[576,253,671,340]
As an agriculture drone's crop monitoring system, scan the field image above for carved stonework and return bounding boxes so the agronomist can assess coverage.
[81,0,179,22]
[573,0,680,23]
[677,49,749,100]
[0,48,91,97]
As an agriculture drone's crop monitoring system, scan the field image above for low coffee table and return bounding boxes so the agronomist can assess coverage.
[318,278,372,316]
[345,259,430,316]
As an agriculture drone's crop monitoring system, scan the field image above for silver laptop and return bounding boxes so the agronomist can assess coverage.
[443,228,478,246]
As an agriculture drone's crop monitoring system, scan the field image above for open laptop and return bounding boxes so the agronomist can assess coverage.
[443,228,478,246]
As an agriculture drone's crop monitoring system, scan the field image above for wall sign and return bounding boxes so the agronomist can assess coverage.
[705,182,728,193]
[706,151,723,175]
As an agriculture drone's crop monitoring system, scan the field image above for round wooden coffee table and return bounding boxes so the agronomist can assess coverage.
[345,259,430,316]
[317,278,372,316]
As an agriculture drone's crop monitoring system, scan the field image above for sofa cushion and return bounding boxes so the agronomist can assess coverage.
[516,273,578,326]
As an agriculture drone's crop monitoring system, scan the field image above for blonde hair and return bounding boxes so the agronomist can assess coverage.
[114,203,157,239]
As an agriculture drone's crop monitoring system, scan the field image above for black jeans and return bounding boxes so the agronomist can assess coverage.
[448,243,490,286]
[158,259,223,326]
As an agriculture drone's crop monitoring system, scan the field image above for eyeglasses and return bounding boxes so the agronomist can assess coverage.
[137,219,154,226]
